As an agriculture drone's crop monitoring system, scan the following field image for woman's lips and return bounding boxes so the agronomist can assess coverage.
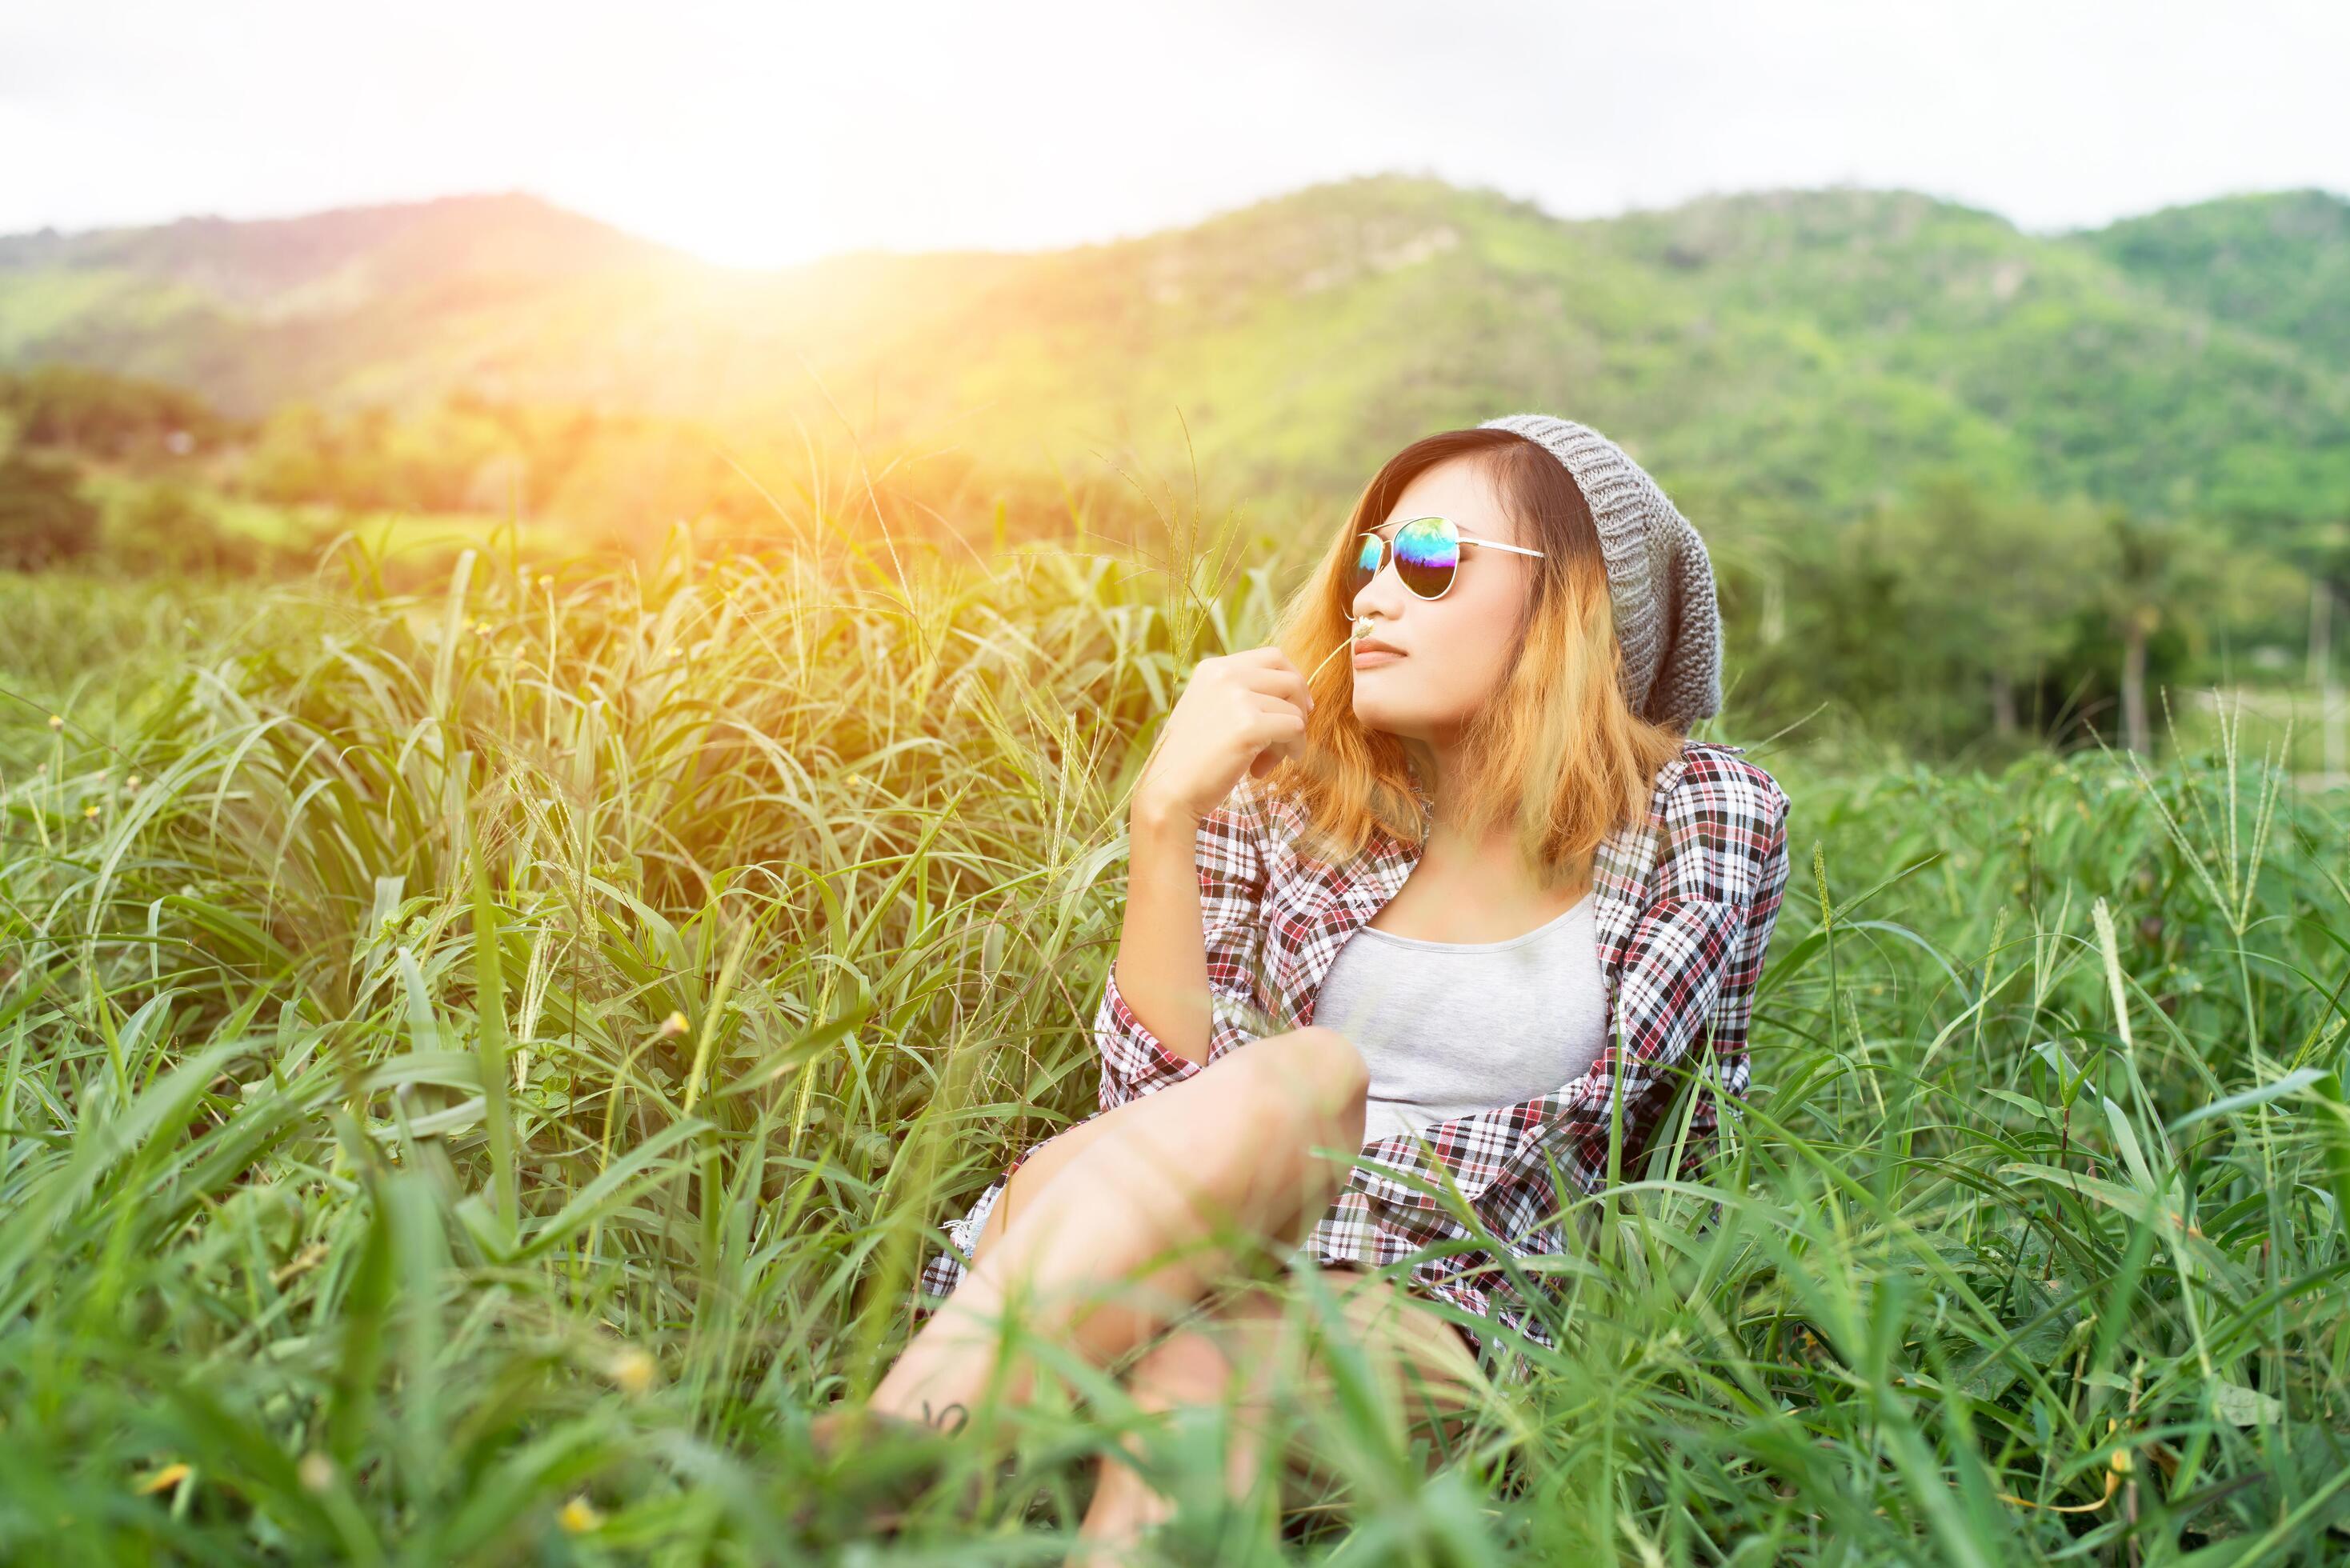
[1353,650,1404,667]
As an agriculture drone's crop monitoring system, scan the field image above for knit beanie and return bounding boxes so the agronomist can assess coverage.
[1477,413,1722,730]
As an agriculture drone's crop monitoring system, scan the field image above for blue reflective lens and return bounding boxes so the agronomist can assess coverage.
[1351,517,1459,601]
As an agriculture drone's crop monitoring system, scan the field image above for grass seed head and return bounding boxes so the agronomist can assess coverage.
[136,1462,191,1496]
[608,1345,658,1395]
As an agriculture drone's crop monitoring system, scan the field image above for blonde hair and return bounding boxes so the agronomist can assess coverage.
[1263,428,1687,890]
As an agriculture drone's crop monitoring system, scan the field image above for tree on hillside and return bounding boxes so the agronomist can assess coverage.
[2100,508,2183,754]
[2280,513,2350,776]
[108,482,266,577]
[1818,477,2114,750]
[242,402,338,503]
[2092,506,2298,755]
[0,364,230,459]
[1891,477,2117,738]
[0,414,101,570]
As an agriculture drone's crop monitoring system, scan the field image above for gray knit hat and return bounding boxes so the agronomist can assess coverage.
[1477,413,1722,730]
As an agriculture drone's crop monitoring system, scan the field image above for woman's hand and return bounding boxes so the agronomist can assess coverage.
[1134,646,1315,829]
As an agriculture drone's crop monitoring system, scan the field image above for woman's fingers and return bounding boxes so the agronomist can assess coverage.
[1247,701,1308,776]
[1231,650,1315,714]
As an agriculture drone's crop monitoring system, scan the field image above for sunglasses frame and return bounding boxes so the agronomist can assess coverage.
[1350,514,1545,605]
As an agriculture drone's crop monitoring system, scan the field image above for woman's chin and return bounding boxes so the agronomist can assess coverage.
[1350,698,1420,736]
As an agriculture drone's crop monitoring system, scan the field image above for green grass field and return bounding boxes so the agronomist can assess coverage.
[2,513,2348,1564]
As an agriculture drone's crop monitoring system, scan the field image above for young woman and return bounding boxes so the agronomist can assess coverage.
[820,414,1793,1553]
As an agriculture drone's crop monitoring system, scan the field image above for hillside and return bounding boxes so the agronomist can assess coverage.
[0,194,711,415]
[0,192,673,304]
[2,177,2345,531]
[2079,188,2350,370]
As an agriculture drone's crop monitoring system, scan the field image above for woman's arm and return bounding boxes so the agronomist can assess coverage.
[1111,797,1219,1068]
[1093,645,1309,1109]
[1095,781,1275,1110]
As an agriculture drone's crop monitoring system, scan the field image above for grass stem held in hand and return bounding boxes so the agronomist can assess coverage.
[1307,618,1375,685]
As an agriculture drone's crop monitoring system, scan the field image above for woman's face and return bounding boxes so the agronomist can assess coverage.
[1347,456,1535,745]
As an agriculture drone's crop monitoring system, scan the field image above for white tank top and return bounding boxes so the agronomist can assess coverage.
[1309,890,1610,1147]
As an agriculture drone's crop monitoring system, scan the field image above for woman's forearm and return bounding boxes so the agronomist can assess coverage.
[1112,801,1215,1067]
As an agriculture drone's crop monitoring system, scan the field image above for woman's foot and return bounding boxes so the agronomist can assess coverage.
[798,1400,984,1536]
[809,1398,971,1452]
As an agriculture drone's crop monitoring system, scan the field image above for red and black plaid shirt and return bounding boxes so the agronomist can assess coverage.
[918,738,1792,1378]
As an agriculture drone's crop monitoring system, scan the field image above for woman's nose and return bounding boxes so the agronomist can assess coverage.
[1351,549,1407,619]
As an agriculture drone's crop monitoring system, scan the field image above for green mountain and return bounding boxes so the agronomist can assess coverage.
[0,194,699,415]
[0,191,671,304]
[3,177,2345,532]
[2081,189,2350,370]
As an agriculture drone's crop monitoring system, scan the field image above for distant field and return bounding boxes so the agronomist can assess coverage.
[74,468,584,564]
[2,533,2347,1562]
[2172,686,2350,786]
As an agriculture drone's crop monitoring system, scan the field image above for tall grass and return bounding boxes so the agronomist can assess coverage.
[0,510,2346,1563]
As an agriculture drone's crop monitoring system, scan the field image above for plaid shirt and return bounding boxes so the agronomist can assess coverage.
[916,738,1792,1379]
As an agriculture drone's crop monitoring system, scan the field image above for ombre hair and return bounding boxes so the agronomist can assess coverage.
[1263,427,1689,888]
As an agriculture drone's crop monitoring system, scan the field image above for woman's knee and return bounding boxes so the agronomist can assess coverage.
[1231,1026,1369,1144]
[971,1109,1134,1263]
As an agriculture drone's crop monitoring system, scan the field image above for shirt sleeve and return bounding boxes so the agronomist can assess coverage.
[1096,778,1277,1111]
[1342,755,1792,1249]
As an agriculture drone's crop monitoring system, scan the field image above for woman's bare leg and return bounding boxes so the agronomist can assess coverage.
[867,1026,1371,1426]
[1069,1265,1493,1563]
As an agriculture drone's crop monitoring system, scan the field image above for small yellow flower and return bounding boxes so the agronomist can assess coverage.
[48,714,63,730]
[664,644,681,658]
[559,1495,604,1533]
[608,1345,657,1395]
[126,774,142,790]
[136,1462,191,1495]
[84,804,100,821]
[297,1451,334,1492]
[538,573,554,590]
[474,622,494,638]
[659,1011,690,1039]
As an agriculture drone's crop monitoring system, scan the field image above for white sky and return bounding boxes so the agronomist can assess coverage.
[3,0,2344,267]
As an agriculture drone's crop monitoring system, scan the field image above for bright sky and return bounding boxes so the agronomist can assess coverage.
[3,0,2344,268]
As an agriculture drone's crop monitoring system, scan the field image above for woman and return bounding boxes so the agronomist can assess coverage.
[822,413,1793,1552]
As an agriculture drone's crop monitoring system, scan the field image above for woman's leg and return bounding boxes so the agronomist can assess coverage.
[1071,1264,1493,1562]
[868,1026,1371,1426]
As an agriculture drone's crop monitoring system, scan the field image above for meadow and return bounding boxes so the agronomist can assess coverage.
[1,502,2347,1565]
